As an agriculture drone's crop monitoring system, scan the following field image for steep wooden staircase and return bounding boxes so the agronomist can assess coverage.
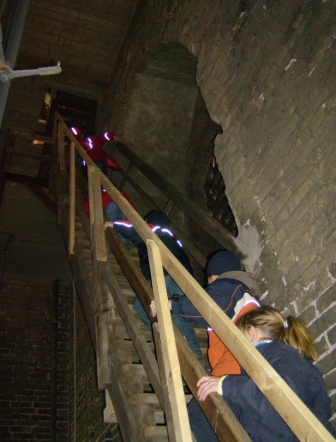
[50,114,334,442]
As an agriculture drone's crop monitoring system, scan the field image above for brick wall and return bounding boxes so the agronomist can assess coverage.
[98,0,336,426]
[0,278,68,441]
[68,285,122,442]
[0,277,120,441]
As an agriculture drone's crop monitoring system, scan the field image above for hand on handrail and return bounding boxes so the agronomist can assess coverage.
[197,376,220,401]
[150,299,172,318]
[150,300,157,318]
[104,221,113,230]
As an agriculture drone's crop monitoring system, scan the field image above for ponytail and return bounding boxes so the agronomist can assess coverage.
[236,305,317,361]
[279,316,317,361]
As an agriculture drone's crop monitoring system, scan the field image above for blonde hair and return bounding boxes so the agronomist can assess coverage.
[236,305,317,361]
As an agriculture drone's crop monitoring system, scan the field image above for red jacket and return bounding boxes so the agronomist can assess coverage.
[81,133,121,171]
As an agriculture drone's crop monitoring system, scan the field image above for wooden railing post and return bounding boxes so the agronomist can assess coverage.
[87,165,111,389]
[48,112,59,196]
[68,141,76,255]
[57,123,65,171]
[147,239,193,442]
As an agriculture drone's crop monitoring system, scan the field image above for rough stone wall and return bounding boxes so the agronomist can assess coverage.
[98,0,336,424]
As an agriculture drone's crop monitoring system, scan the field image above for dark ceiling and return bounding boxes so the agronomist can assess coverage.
[1,0,141,91]
[0,0,141,184]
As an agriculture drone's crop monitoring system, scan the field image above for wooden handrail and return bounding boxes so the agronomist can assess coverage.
[55,114,335,442]
[104,227,249,441]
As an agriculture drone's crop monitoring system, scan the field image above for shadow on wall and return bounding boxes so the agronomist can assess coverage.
[122,41,238,248]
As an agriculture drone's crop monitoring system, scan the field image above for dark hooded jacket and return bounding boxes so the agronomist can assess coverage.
[113,210,193,282]
[171,250,261,375]
[221,341,336,441]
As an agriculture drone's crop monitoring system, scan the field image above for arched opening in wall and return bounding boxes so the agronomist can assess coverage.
[122,42,237,254]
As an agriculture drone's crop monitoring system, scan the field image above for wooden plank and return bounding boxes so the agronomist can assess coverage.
[95,265,113,390]
[68,141,76,255]
[57,124,65,170]
[163,199,174,216]
[87,166,107,262]
[118,167,161,210]
[105,226,154,318]
[118,168,207,268]
[148,240,192,442]
[4,172,49,188]
[6,147,51,161]
[119,161,134,190]
[106,382,135,441]
[103,390,117,423]
[8,128,53,144]
[69,256,96,348]
[114,142,240,255]
[103,265,164,409]
[86,168,111,388]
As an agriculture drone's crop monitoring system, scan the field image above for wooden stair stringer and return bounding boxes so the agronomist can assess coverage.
[58,180,250,442]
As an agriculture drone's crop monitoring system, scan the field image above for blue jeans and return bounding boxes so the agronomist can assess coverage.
[134,275,202,355]
[105,202,126,222]
[188,398,219,441]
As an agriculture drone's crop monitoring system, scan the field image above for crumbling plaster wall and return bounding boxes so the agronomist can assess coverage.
[99,0,336,418]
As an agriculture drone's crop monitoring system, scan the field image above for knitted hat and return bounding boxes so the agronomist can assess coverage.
[206,250,241,276]
[144,210,170,228]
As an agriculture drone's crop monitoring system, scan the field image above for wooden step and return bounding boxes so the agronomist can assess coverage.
[141,425,168,442]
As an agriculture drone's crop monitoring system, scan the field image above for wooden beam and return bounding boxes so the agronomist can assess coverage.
[69,255,96,348]
[57,123,65,170]
[68,142,76,255]
[114,142,240,255]
[87,167,110,389]
[118,167,161,210]
[148,240,193,442]
[5,147,51,162]
[7,128,53,144]
[4,172,49,188]
[117,168,206,267]
[87,166,107,262]
[103,264,164,408]
[23,181,57,216]
[105,227,154,317]
[163,198,174,216]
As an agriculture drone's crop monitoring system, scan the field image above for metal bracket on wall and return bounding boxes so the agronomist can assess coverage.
[0,60,62,83]
[0,24,61,82]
